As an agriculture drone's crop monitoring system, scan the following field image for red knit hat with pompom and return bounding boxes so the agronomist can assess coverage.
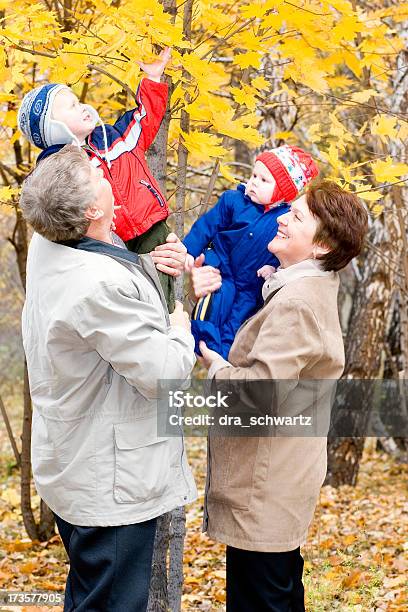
[256,145,319,204]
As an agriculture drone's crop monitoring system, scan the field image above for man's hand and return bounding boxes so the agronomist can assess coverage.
[198,341,223,369]
[189,254,222,299]
[169,300,191,332]
[150,232,186,277]
[137,47,171,83]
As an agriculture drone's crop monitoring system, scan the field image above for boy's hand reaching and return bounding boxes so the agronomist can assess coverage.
[257,265,276,280]
[137,47,172,83]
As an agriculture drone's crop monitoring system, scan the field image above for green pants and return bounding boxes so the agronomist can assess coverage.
[126,220,175,313]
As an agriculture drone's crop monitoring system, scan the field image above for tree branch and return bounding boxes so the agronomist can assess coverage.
[0,394,21,467]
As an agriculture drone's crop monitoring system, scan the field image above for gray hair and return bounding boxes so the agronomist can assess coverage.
[20,145,97,241]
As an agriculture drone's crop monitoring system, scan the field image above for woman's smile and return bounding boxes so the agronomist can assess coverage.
[276,228,289,239]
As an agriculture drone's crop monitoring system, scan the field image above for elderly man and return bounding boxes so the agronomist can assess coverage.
[20,145,197,612]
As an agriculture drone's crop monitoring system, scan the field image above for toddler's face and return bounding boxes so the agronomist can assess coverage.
[52,89,95,141]
[245,161,277,205]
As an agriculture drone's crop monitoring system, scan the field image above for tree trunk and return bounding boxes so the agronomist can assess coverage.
[147,513,171,612]
[326,41,408,485]
[20,360,38,540]
[168,506,186,612]
[147,0,191,608]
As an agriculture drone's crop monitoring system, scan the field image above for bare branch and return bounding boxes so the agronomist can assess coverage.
[0,394,21,467]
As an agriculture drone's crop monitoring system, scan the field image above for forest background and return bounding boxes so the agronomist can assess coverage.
[0,0,407,610]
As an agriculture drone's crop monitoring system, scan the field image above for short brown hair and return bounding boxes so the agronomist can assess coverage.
[307,180,368,271]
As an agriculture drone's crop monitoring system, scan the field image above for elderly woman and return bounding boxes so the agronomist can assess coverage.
[199,180,368,611]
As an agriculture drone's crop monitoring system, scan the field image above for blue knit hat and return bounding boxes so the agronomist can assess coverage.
[18,83,79,149]
[18,83,112,167]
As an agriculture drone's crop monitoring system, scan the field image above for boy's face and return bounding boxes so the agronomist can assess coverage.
[245,161,277,205]
[52,89,95,141]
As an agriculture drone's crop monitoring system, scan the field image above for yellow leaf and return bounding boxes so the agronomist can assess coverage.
[321,144,340,169]
[350,89,379,103]
[358,189,383,202]
[397,122,408,141]
[1,487,20,507]
[20,561,38,575]
[372,204,384,216]
[343,534,357,546]
[0,186,19,202]
[326,74,353,89]
[230,84,258,111]
[274,131,293,140]
[371,158,408,183]
[10,130,22,144]
[342,569,369,588]
[307,124,322,144]
[181,130,226,163]
[251,75,270,91]
[233,51,262,70]
[219,164,237,183]
[212,112,264,146]
[331,14,364,44]
[371,114,398,139]
[341,49,363,78]
[2,109,17,128]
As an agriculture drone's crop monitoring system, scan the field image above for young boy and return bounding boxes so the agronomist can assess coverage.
[183,145,319,358]
[17,48,177,309]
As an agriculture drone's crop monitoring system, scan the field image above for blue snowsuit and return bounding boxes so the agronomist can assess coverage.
[183,184,290,358]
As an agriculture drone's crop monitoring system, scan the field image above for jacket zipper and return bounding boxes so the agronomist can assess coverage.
[139,179,165,207]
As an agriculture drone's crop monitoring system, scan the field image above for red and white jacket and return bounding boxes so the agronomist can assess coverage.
[86,78,169,241]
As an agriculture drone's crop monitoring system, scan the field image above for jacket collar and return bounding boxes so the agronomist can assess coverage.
[55,235,140,265]
[37,144,66,164]
[54,235,169,314]
[262,259,334,301]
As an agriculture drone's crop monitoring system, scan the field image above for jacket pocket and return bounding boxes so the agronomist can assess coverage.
[113,421,171,504]
[139,180,165,207]
[208,436,261,510]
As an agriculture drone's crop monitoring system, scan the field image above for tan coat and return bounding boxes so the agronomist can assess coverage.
[205,273,345,552]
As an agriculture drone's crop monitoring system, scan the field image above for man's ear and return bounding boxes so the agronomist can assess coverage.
[85,206,104,221]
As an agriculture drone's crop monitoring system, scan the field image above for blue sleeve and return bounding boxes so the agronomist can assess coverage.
[183,192,233,258]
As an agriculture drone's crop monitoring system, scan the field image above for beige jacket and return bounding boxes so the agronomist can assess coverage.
[205,266,345,552]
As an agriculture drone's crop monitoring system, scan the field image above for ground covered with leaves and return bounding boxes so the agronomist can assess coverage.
[0,418,407,611]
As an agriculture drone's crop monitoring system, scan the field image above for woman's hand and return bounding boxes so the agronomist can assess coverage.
[169,301,191,332]
[198,341,223,369]
[189,254,222,298]
[150,233,186,277]
[137,47,171,82]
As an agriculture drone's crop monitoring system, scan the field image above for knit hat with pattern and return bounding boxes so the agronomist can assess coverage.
[256,145,319,203]
[17,83,77,149]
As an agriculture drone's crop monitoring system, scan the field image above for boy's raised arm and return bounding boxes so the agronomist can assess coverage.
[106,47,171,152]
